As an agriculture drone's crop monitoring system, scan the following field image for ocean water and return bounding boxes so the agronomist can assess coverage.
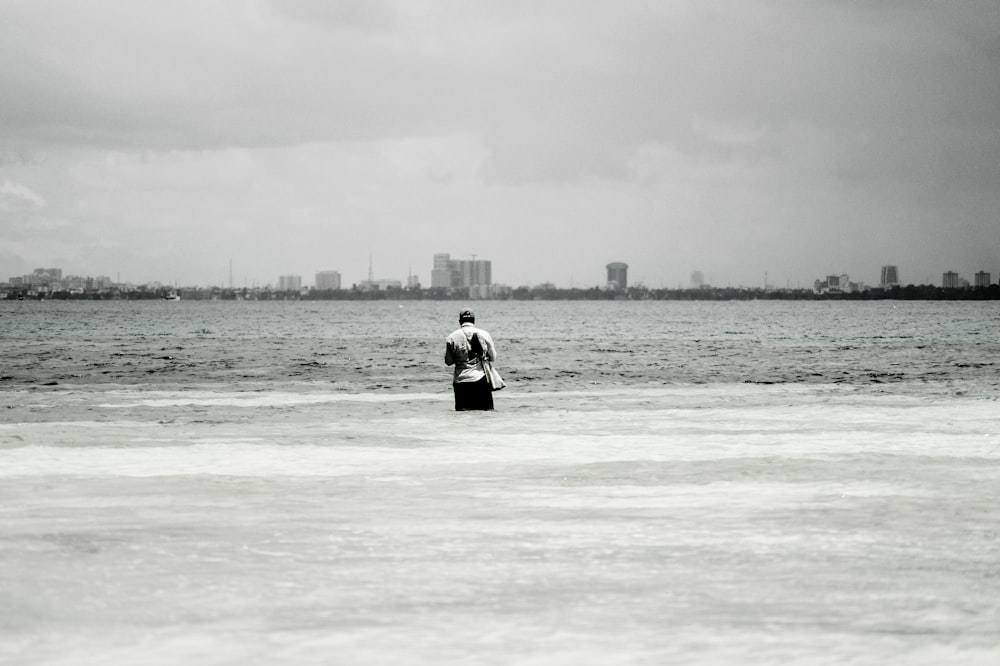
[1,300,998,665]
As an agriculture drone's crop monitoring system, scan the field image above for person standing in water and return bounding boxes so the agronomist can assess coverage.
[445,308,496,411]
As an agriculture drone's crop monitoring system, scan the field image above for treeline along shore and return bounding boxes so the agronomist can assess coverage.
[6,284,1000,301]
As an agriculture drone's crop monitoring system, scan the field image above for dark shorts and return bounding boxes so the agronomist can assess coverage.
[453,377,494,411]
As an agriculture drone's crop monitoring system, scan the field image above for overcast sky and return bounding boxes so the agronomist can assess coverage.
[1,0,998,289]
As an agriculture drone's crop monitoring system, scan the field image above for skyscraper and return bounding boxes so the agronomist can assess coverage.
[278,275,302,291]
[974,271,991,287]
[942,271,960,288]
[431,253,491,289]
[880,265,899,287]
[431,253,455,288]
[606,262,628,290]
[315,270,341,290]
[455,258,491,287]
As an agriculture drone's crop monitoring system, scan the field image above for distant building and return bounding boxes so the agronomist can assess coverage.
[315,270,341,290]
[880,265,899,288]
[690,270,705,288]
[355,255,404,291]
[606,262,628,290]
[431,253,492,289]
[974,271,991,287]
[469,283,512,299]
[431,253,455,288]
[358,278,402,291]
[34,267,62,283]
[18,267,64,290]
[457,259,491,287]
[814,273,863,294]
[278,275,302,291]
[942,271,961,289]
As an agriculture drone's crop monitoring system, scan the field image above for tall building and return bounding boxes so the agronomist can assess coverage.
[880,265,899,287]
[974,271,991,287]
[456,258,491,287]
[942,271,960,289]
[27,268,62,287]
[606,262,628,290]
[278,274,302,291]
[315,270,341,290]
[431,253,454,288]
[431,253,492,289]
[690,270,705,288]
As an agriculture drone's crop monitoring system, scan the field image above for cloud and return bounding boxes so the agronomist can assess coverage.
[3,2,996,157]
[0,178,46,209]
[0,0,997,286]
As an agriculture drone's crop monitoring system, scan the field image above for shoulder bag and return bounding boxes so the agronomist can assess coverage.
[469,332,505,391]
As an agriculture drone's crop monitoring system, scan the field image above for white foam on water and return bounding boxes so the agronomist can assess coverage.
[1,383,999,665]
[91,389,449,408]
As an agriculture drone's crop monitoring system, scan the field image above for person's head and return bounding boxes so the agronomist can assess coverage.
[459,308,475,324]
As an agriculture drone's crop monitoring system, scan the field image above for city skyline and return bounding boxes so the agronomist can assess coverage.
[6,258,998,293]
[1,2,998,289]
[5,244,1000,293]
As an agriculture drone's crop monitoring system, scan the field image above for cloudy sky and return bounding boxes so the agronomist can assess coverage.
[1,0,998,289]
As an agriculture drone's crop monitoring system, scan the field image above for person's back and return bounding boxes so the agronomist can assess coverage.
[444,309,496,411]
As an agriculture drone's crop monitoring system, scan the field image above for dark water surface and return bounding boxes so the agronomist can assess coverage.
[2,300,998,395]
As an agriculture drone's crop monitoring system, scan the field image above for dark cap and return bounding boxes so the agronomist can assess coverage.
[459,308,475,323]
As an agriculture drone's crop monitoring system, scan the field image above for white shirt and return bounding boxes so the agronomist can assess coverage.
[444,322,496,383]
